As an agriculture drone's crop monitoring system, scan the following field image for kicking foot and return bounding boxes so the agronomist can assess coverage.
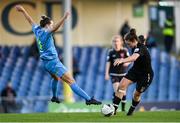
[126,106,135,116]
[86,97,102,105]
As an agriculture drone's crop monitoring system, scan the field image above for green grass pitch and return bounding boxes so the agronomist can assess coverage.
[0,111,180,122]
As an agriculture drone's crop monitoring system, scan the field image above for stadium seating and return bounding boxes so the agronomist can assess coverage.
[0,46,180,113]
[158,52,170,101]
[168,56,179,101]
[146,48,160,101]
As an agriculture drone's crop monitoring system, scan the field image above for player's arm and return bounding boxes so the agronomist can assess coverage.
[49,12,70,33]
[15,5,35,26]
[105,62,110,80]
[123,61,131,67]
[123,50,131,67]
[114,53,140,66]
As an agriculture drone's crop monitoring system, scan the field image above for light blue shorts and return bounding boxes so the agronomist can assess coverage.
[42,58,68,77]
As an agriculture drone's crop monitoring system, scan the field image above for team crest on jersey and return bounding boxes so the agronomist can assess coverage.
[134,48,139,53]
[120,53,125,58]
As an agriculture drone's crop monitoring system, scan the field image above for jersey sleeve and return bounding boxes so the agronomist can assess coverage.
[106,49,112,62]
[133,46,144,56]
[32,24,43,38]
[124,48,130,58]
[32,24,52,40]
[32,24,41,36]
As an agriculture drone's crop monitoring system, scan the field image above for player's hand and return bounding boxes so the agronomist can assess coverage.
[64,11,70,19]
[105,74,110,80]
[15,5,25,12]
[113,58,123,66]
[123,62,130,67]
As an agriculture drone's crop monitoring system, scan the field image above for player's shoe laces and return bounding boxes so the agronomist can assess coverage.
[51,97,61,104]
[127,106,135,116]
[86,97,102,105]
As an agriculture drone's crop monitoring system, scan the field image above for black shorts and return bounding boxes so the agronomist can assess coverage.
[110,75,124,84]
[125,70,154,93]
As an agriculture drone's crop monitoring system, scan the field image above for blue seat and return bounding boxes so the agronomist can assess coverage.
[0,78,9,92]
[146,80,158,102]
[21,47,30,58]
[9,46,21,59]
[76,75,85,89]
[104,80,113,101]
[158,52,170,101]
[168,56,179,101]
[98,49,107,74]
[1,46,10,57]
[34,101,47,112]
[94,75,104,100]
[79,47,91,74]
[17,89,27,97]
[84,72,95,96]
[73,46,82,62]
[147,48,160,101]
[126,84,136,101]
[141,90,148,102]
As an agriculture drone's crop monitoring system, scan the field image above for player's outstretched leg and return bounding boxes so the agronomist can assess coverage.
[70,83,101,105]
[51,78,61,103]
[62,72,102,105]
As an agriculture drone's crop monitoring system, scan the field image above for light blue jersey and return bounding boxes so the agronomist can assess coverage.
[32,24,92,102]
[32,24,67,77]
[32,24,58,60]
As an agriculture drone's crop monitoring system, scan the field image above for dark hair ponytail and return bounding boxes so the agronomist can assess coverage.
[124,28,138,42]
[41,15,46,20]
[40,15,51,27]
[138,35,146,44]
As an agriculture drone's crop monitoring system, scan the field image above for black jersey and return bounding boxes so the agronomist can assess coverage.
[107,48,129,76]
[130,43,153,73]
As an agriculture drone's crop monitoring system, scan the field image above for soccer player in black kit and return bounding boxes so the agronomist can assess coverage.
[105,35,130,111]
[112,28,154,116]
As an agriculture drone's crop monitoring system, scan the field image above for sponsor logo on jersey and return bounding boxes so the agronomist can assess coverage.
[134,48,139,53]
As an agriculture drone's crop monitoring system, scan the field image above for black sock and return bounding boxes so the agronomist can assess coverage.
[127,99,140,115]
[132,99,140,107]
[113,95,121,111]
[121,95,126,111]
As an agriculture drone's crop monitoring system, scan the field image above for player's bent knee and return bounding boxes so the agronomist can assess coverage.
[61,73,75,85]
[120,78,131,88]
[117,89,126,94]
[51,74,59,81]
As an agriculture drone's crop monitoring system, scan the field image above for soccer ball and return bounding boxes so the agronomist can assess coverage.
[101,104,115,117]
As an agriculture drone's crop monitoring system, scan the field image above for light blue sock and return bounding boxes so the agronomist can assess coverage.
[51,78,58,97]
[70,82,91,100]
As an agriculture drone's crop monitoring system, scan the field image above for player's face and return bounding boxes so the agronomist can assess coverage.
[46,20,54,30]
[112,38,123,51]
[125,40,136,48]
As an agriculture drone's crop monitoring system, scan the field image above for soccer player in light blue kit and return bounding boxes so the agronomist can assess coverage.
[15,5,101,105]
